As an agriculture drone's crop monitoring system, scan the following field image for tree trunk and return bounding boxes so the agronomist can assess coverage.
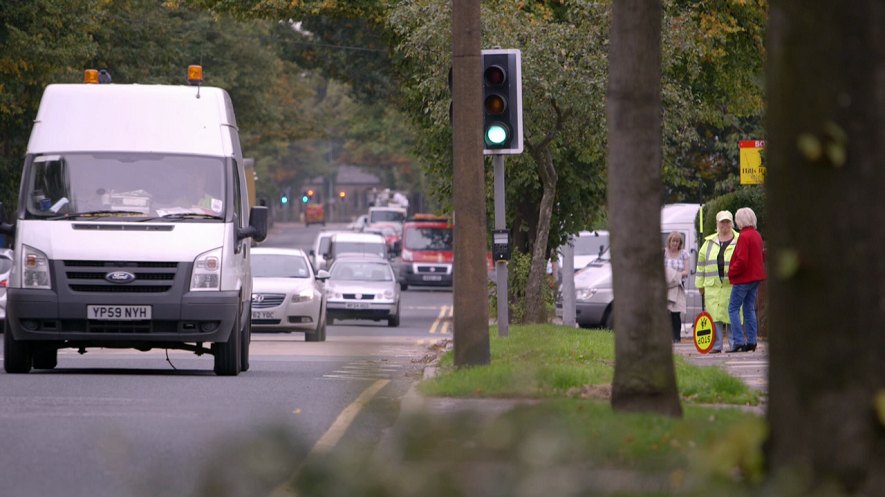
[607,0,682,417]
[524,145,558,323]
[766,1,884,494]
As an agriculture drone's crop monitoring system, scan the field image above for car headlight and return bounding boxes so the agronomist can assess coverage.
[325,287,341,299]
[382,289,395,299]
[291,287,314,303]
[23,245,51,289]
[576,287,598,301]
[191,247,222,291]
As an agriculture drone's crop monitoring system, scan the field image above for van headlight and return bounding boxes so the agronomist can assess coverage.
[576,287,598,301]
[191,248,222,291]
[23,245,51,289]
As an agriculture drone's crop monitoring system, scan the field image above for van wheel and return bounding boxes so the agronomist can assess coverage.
[240,309,252,373]
[214,315,242,376]
[4,321,32,374]
[33,348,58,370]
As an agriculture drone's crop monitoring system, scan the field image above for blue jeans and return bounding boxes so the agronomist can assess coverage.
[728,281,760,346]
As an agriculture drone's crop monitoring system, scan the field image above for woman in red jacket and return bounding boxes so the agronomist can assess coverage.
[727,207,766,352]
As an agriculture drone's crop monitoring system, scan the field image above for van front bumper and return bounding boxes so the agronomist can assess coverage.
[5,288,239,344]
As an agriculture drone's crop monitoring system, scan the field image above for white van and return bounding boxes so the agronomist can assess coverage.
[572,203,702,333]
[0,70,268,375]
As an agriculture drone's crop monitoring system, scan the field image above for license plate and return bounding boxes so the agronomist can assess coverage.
[252,311,275,320]
[87,305,151,320]
[345,302,370,309]
[423,275,443,281]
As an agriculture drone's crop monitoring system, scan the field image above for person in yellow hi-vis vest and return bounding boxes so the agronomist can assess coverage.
[695,210,740,353]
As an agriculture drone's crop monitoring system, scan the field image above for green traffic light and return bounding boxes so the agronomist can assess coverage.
[486,124,509,145]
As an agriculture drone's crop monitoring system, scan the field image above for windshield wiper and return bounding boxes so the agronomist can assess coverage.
[143,212,223,221]
[48,210,147,220]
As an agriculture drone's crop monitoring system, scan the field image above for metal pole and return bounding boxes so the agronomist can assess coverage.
[494,154,509,337]
[561,237,576,327]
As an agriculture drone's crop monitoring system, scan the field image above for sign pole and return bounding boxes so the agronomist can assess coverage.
[494,154,509,337]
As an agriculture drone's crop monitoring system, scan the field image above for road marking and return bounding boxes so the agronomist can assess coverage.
[428,305,450,334]
[269,379,390,497]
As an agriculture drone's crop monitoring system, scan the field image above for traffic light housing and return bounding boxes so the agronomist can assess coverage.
[482,49,523,155]
[301,192,309,204]
[281,193,289,205]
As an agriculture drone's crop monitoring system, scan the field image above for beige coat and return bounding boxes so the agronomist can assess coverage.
[665,266,686,314]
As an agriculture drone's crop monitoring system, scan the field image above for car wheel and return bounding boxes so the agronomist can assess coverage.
[603,305,614,330]
[387,306,401,327]
[400,282,408,291]
[33,347,58,370]
[213,313,242,376]
[4,320,32,374]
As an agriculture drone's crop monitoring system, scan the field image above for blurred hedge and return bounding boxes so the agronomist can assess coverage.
[697,185,766,236]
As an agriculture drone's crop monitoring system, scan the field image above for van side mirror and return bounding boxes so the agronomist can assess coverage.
[238,206,268,242]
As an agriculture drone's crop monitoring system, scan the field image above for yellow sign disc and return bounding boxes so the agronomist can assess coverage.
[693,311,716,354]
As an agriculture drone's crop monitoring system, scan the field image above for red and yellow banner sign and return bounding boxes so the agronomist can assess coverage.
[739,140,766,185]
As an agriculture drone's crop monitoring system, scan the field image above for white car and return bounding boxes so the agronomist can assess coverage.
[0,248,12,328]
[250,248,329,341]
[325,255,400,327]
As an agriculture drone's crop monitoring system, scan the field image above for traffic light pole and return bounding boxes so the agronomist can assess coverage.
[493,154,509,337]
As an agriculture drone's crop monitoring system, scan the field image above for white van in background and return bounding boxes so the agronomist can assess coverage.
[572,203,702,332]
[0,68,267,375]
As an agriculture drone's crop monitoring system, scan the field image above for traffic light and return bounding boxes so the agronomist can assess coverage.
[481,49,523,155]
[280,193,289,205]
[338,191,346,200]
[301,191,309,204]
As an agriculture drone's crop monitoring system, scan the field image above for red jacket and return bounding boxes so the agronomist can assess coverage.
[728,226,766,284]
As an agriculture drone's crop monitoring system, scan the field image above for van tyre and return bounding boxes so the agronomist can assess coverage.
[33,348,58,370]
[4,321,32,374]
[240,308,252,373]
[214,315,242,376]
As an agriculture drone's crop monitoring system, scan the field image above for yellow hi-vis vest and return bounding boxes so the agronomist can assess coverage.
[695,230,739,323]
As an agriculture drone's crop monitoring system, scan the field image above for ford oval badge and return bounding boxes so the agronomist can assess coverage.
[105,271,136,284]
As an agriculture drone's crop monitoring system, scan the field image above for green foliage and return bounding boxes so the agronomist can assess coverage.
[489,250,556,324]
[699,185,766,235]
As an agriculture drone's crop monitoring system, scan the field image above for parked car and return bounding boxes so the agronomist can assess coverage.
[250,247,330,341]
[325,255,401,327]
[571,204,702,331]
[0,248,12,329]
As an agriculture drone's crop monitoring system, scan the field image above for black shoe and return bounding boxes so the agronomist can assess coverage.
[709,349,722,354]
[727,345,746,353]
[744,343,757,352]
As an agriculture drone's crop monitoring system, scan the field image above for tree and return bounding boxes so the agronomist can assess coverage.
[765,0,884,494]
[607,0,682,417]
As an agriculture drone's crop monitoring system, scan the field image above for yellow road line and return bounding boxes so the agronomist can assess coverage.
[428,305,449,334]
[269,378,390,497]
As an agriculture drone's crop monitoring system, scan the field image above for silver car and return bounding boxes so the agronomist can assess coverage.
[250,248,329,341]
[325,255,401,327]
[0,249,12,328]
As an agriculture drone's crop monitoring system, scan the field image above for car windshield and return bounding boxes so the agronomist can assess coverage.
[330,261,393,281]
[252,254,311,278]
[0,255,12,274]
[23,153,226,220]
[404,227,453,251]
[332,242,387,259]
[573,233,608,257]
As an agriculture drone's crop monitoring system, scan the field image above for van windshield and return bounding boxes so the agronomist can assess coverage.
[405,227,453,251]
[23,153,226,221]
[370,210,405,223]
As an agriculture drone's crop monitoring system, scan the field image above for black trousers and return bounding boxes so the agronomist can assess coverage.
[670,312,682,342]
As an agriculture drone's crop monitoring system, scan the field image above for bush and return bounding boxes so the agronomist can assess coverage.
[489,250,556,324]
[699,185,766,235]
